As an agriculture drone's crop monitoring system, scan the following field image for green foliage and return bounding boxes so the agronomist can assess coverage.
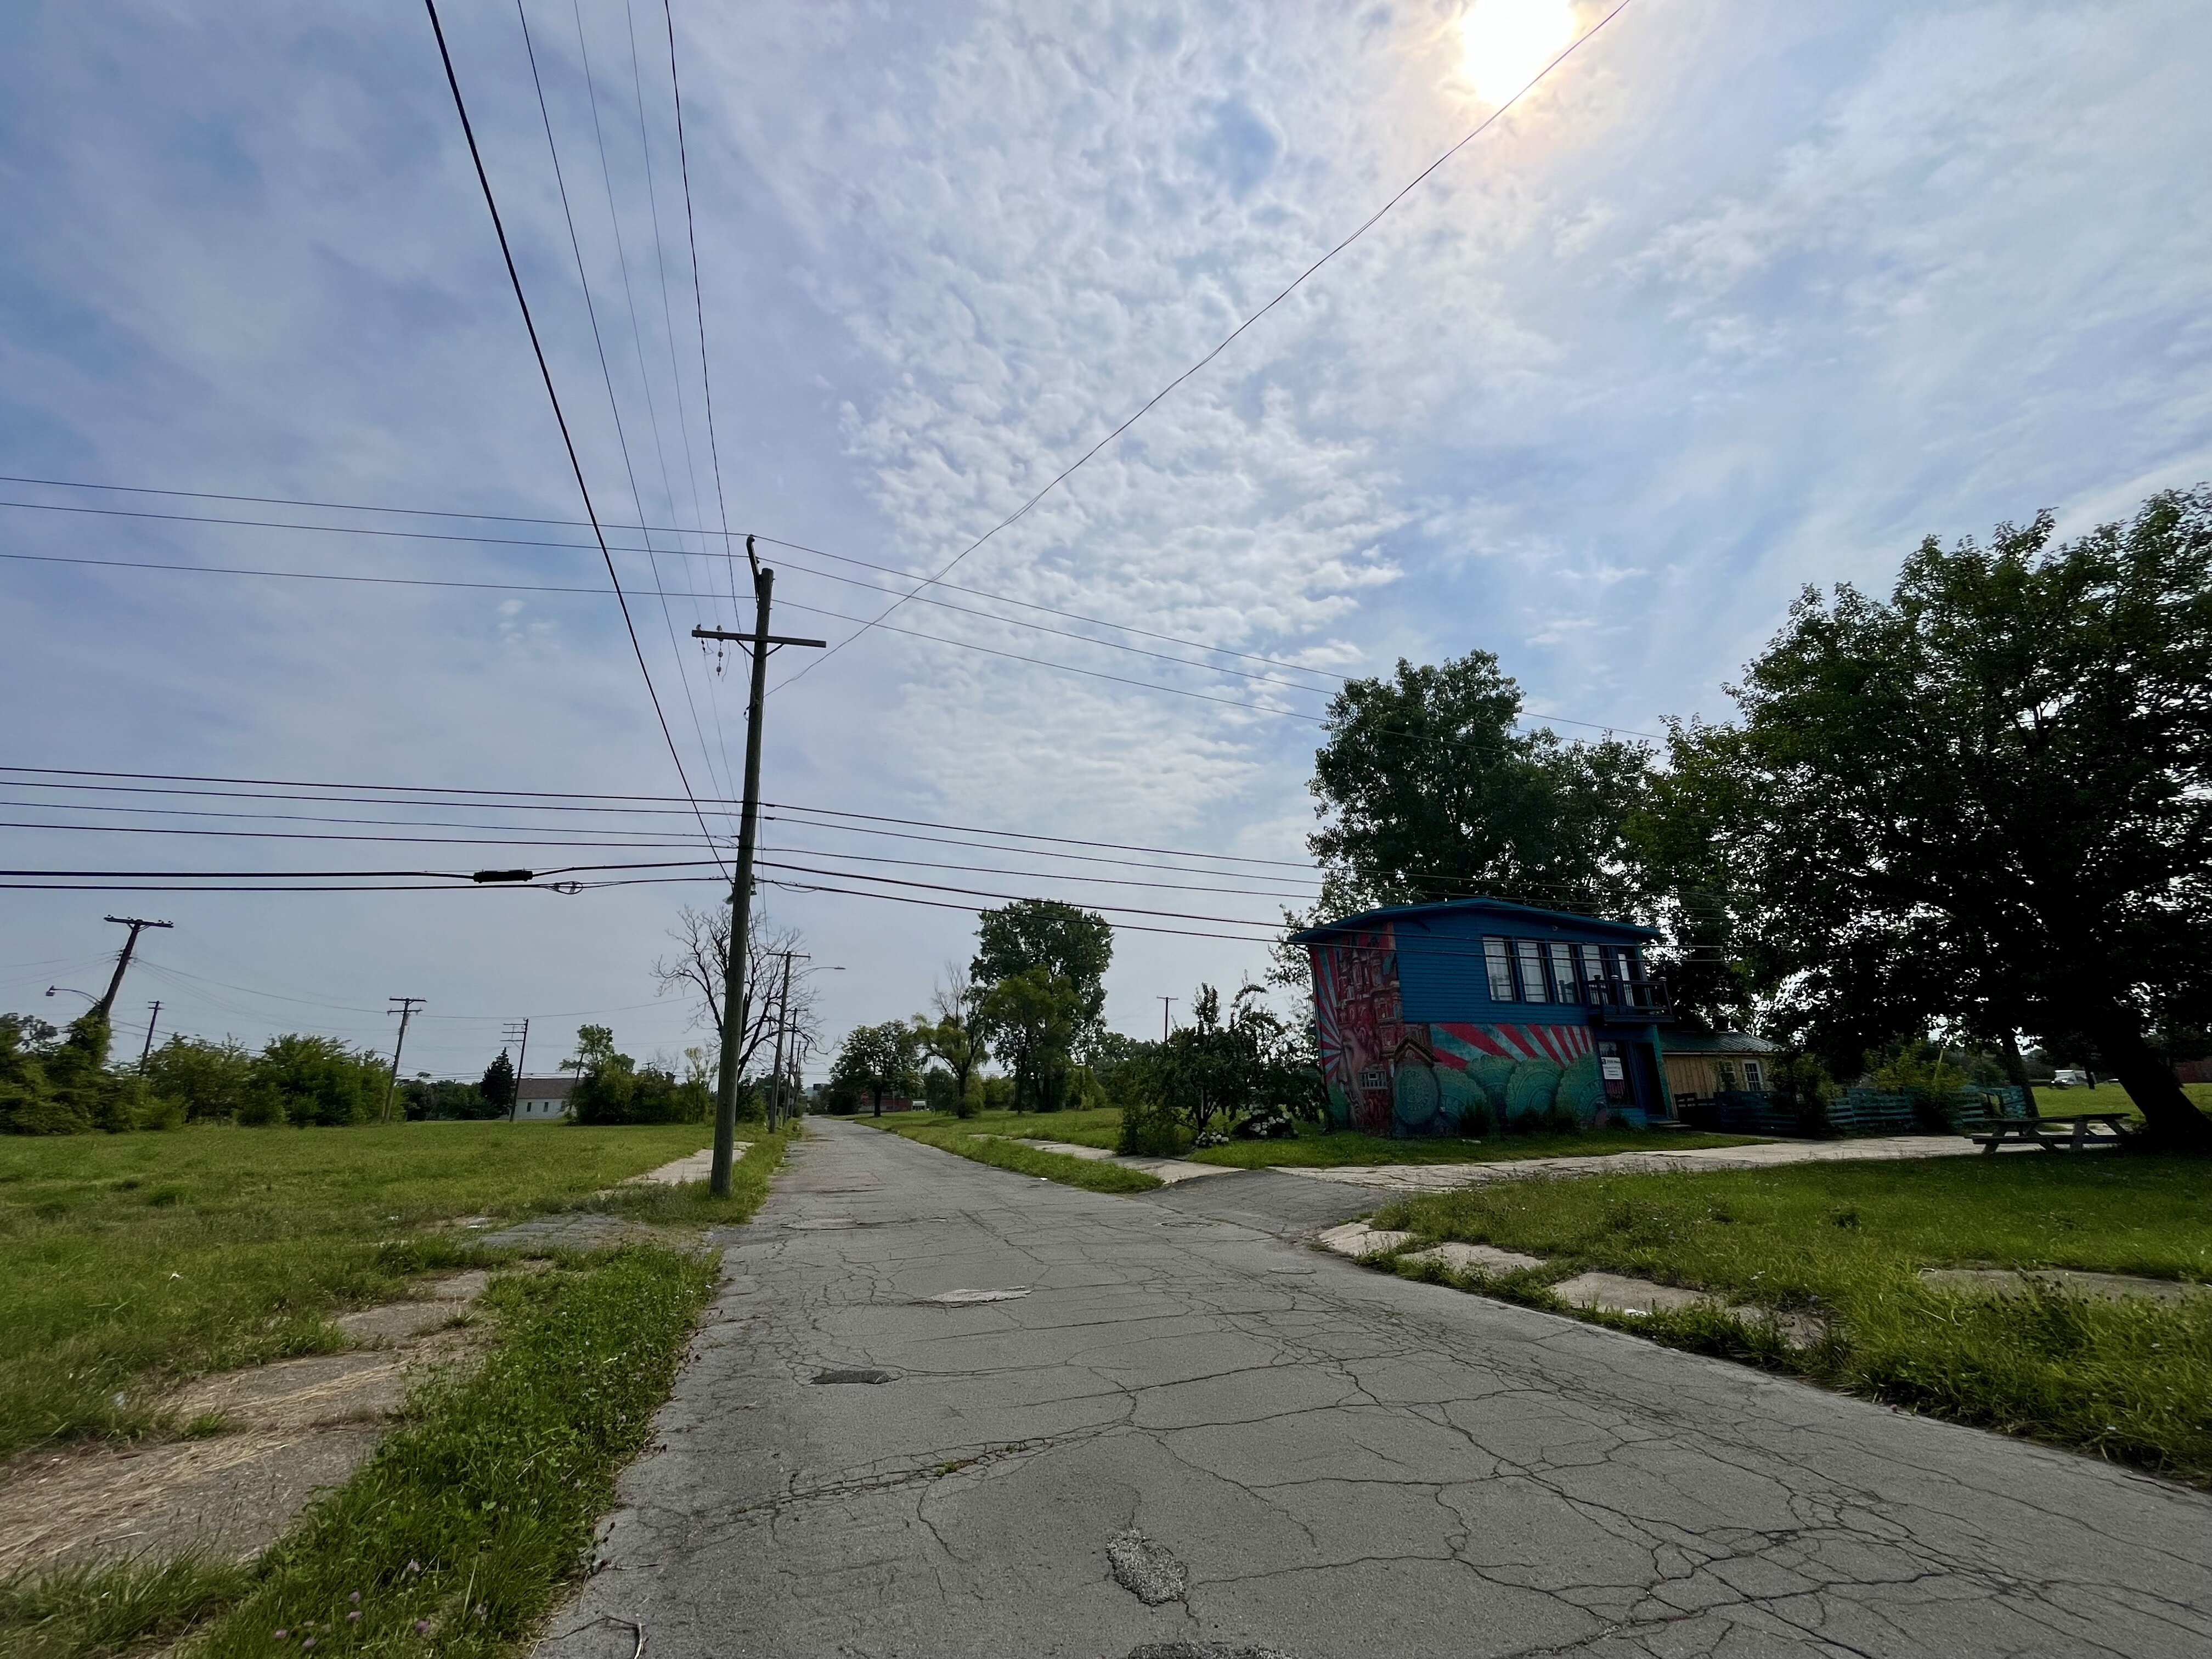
[975,967,1083,1111]
[563,1025,709,1125]
[0,1121,714,1457]
[142,1034,255,1123]
[251,1035,388,1128]
[1149,984,1321,1141]
[971,899,1114,1031]
[399,1077,496,1121]
[1640,489,2212,1147]
[478,1049,516,1113]
[188,1247,720,1659]
[1,1012,160,1137]
[0,1553,253,1659]
[1305,650,1657,919]
[1378,1155,2212,1483]
[828,1021,922,1115]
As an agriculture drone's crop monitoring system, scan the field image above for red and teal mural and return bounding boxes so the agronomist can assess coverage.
[1310,927,1626,1135]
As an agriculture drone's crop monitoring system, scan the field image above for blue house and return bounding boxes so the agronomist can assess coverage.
[1290,896,1672,1136]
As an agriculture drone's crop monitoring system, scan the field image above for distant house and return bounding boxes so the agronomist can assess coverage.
[1291,896,1671,1134]
[1658,1030,1780,1102]
[512,1076,575,1121]
[2177,1058,2212,1086]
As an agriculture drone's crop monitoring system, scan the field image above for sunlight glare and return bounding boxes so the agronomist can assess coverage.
[1459,0,1577,105]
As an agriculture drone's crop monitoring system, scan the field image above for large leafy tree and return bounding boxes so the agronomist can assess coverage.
[1648,489,2212,1149]
[1305,650,1655,918]
[972,900,1114,1034]
[913,963,988,1116]
[976,967,1084,1111]
[1150,984,1318,1141]
[830,1022,922,1117]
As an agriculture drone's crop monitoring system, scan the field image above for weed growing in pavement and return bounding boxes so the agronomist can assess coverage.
[1375,1155,2212,1482]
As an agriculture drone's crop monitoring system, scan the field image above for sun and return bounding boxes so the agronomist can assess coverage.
[1458,0,1578,105]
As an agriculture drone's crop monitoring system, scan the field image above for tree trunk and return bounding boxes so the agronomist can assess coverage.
[1995,1030,2040,1120]
[2085,1008,2212,1152]
[871,1087,882,1118]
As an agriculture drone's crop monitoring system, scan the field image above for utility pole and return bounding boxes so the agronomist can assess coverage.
[383,997,426,1124]
[502,1018,530,1121]
[1160,996,1177,1041]
[766,951,803,1130]
[139,1001,163,1067]
[692,539,825,1196]
[95,916,172,1029]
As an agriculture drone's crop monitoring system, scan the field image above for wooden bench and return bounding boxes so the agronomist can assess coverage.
[1969,1110,2130,1153]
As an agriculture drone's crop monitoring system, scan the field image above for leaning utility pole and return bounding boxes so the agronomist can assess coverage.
[95,916,172,1026]
[502,1018,531,1121]
[139,1001,163,1067]
[383,996,426,1124]
[693,539,825,1195]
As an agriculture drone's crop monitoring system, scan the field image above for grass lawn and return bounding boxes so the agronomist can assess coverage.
[0,1127,791,1659]
[1186,1121,1769,1169]
[2027,1080,2212,1125]
[863,1112,1162,1193]
[1375,1154,2212,1483]
[0,1121,715,1457]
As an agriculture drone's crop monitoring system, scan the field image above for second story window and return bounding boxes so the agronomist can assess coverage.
[1547,942,1578,1002]
[1483,936,1516,1001]
[1515,940,1550,1003]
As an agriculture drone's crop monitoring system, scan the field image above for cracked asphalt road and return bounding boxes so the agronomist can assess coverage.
[535,1119,2212,1659]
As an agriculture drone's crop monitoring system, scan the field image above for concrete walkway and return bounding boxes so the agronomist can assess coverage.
[536,1119,2212,1659]
[994,1135,1233,1185]
[1278,1132,1989,1194]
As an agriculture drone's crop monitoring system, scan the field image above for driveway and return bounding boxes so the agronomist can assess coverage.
[537,1119,2212,1659]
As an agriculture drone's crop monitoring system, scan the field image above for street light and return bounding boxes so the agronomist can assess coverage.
[46,986,96,1004]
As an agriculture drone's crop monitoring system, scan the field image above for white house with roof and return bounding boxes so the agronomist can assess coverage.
[511,1075,576,1121]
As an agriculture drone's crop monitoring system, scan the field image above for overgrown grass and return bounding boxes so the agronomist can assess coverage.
[183,1244,721,1658]
[0,1122,713,1457]
[0,1554,253,1659]
[877,1107,1126,1150]
[1187,1122,1768,1169]
[1376,1155,2212,1482]
[869,1118,1162,1193]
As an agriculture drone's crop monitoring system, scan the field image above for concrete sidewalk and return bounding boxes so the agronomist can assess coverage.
[535,1119,2212,1659]
[1279,1131,1988,1194]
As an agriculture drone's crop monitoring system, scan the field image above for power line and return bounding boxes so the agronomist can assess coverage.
[421,0,726,876]
[512,0,736,822]
[773,0,1640,691]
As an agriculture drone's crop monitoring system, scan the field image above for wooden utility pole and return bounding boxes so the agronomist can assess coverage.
[503,1018,530,1121]
[383,996,426,1124]
[1160,996,1177,1041]
[139,1001,163,1066]
[95,916,171,1025]
[766,950,804,1129]
[693,539,825,1196]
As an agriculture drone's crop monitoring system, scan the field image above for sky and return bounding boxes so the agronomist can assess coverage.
[3,0,2210,1082]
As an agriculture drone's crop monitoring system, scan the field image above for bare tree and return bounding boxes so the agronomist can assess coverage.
[652,906,821,1084]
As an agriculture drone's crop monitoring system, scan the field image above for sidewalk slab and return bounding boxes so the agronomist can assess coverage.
[1279,1133,1993,1195]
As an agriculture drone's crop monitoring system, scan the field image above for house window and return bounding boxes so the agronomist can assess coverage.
[1483,936,1516,1001]
[1548,943,1578,1002]
[1742,1059,1765,1091]
[1515,940,1550,1003]
[1576,943,1605,1000]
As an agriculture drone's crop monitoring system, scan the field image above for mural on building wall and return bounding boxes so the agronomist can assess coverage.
[1311,933,1627,1135]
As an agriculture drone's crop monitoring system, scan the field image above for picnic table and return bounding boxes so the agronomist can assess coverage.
[1970,1110,2130,1153]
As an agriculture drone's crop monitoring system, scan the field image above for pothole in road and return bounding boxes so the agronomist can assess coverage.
[1107,1527,1187,1605]
[811,1368,894,1385]
[1127,1646,1300,1659]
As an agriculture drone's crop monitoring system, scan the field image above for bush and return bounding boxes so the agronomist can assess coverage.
[1117,1094,1183,1156]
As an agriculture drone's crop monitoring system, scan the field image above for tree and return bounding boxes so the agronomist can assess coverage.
[250,1035,383,1127]
[1643,490,2212,1149]
[912,962,988,1116]
[1306,651,1656,917]
[142,1034,256,1122]
[972,900,1114,1035]
[651,908,820,1088]
[829,1022,921,1116]
[479,1049,517,1113]
[976,967,1084,1111]
[1149,984,1317,1142]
